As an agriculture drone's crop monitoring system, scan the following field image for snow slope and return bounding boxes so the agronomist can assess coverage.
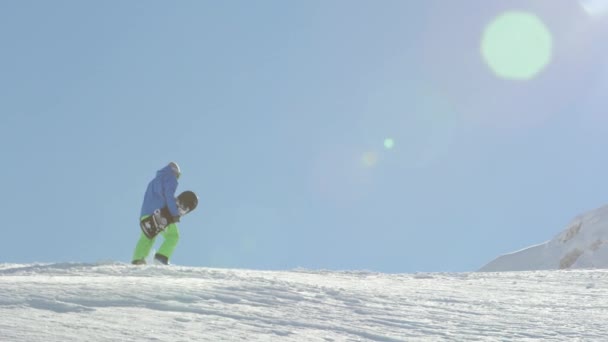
[481,205,608,272]
[1,263,607,341]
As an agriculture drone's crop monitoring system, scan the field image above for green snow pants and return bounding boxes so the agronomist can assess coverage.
[132,217,180,262]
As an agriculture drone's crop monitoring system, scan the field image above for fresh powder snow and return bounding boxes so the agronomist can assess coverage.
[1,262,607,341]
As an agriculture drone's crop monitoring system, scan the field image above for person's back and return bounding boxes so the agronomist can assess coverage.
[140,164,180,219]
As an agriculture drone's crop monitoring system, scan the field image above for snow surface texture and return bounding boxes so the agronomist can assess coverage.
[1,263,607,341]
[481,205,608,272]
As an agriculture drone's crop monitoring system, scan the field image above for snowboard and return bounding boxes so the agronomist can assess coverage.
[140,190,198,239]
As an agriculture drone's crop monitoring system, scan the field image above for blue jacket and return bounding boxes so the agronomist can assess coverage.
[140,165,179,218]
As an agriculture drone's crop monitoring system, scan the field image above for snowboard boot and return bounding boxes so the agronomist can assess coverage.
[132,259,146,265]
[154,253,169,265]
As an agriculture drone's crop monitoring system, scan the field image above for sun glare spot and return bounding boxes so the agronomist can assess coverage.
[384,138,395,150]
[361,152,378,167]
[481,11,553,80]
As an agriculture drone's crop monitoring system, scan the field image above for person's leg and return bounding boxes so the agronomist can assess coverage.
[155,223,180,264]
[132,232,155,264]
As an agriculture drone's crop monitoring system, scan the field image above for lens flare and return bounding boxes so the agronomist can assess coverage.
[361,152,378,167]
[481,11,553,80]
[384,138,395,150]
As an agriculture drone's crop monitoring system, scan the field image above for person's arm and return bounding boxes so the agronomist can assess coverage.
[163,175,180,219]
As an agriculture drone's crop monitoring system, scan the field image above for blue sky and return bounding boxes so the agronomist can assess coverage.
[1,1,607,272]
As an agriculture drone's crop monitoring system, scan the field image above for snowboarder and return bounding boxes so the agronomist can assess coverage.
[132,162,182,265]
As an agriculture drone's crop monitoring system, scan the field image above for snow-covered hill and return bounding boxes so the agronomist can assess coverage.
[1,263,607,341]
[480,205,608,272]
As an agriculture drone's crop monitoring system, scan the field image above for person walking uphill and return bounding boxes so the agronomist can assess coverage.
[132,162,182,265]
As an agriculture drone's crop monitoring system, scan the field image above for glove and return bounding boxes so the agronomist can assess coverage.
[172,215,181,223]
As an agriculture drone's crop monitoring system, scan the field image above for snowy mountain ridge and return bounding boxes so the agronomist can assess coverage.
[480,204,608,272]
[1,262,608,341]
